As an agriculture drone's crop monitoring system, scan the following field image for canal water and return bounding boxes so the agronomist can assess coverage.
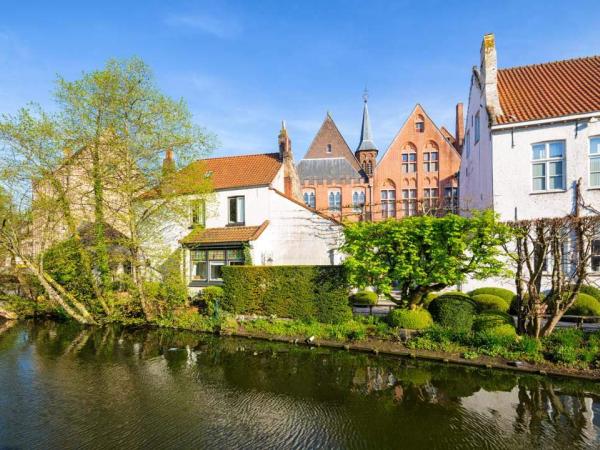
[1,320,599,449]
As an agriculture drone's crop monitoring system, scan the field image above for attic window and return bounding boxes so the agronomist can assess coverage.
[415,121,424,133]
[326,144,332,153]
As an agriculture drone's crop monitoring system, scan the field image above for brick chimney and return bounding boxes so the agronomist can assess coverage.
[278,121,302,201]
[455,102,464,153]
[162,148,176,175]
[480,33,503,122]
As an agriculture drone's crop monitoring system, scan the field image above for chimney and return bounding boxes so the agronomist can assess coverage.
[162,148,176,175]
[277,121,302,201]
[480,33,502,121]
[455,102,464,153]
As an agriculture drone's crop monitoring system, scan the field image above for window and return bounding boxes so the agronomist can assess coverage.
[415,120,425,132]
[402,152,417,173]
[328,190,341,211]
[326,144,332,153]
[474,111,480,143]
[402,189,417,216]
[190,200,205,226]
[423,188,438,213]
[592,239,600,272]
[423,152,439,172]
[303,190,316,208]
[532,141,565,192]
[228,196,245,224]
[590,137,600,188]
[381,189,396,218]
[352,190,366,212]
[444,187,459,213]
[465,131,471,158]
[190,248,244,282]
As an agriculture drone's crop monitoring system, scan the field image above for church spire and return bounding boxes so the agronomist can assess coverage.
[357,89,378,152]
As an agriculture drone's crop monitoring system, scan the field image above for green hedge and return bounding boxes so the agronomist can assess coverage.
[580,285,600,301]
[473,311,514,332]
[388,308,433,330]
[428,293,476,332]
[567,293,600,316]
[468,287,515,304]
[471,294,509,313]
[221,265,351,324]
[351,290,378,305]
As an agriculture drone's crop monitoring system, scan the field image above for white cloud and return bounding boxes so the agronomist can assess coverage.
[164,13,242,39]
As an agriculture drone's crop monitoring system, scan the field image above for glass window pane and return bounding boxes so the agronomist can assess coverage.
[424,153,430,161]
[533,177,546,191]
[432,152,438,161]
[227,249,243,260]
[549,161,562,176]
[402,154,408,162]
[210,263,224,280]
[591,138,600,155]
[229,197,237,222]
[409,153,416,162]
[532,144,546,160]
[208,250,225,260]
[590,156,600,172]
[237,197,245,223]
[549,176,563,190]
[591,172,600,187]
[532,163,546,177]
[549,141,564,158]
[193,261,207,280]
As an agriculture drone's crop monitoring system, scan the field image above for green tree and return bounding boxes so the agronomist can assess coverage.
[342,211,511,307]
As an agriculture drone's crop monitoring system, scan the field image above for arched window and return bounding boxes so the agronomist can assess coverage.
[402,144,417,173]
[328,189,341,212]
[352,189,366,213]
[381,180,396,219]
[303,189,316,208]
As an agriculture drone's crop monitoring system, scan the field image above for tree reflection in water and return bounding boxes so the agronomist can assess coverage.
[1,320,598,449]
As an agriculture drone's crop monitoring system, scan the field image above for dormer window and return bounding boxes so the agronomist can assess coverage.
[326,144,332,153]
[415,115,425,133]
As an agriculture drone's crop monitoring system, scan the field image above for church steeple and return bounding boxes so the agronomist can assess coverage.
[355,90,378,177]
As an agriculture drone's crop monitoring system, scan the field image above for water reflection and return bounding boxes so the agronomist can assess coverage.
[0,320,599,449]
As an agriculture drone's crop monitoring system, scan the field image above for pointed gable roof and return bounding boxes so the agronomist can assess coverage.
[357,99,378,152]
[302,113,361,170]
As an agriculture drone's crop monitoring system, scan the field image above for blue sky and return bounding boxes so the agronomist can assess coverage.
[1,0,599,159]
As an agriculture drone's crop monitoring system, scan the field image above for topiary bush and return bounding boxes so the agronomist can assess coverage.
[579,285,600,301]
[473,324,517,348]
[567,293,600,316]
[473,310,514,332]
[387,308,433,330]
[468,287,516,304]
[471,294,509,313]
[221,265,351,324]
[428,293,476,332]
[351,290,379,306]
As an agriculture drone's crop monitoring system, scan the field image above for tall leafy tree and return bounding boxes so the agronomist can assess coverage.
[342,211,512,306]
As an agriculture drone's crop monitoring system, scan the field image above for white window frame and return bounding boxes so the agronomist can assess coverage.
[328,189,341,212]
[381,189,396,218]
[228,196,245,225]
[303,190,316,208]
[531,140,566,192]
[402,151,417,173]
[590,136,600,188]
[423,151,439,172]
[402,189,417,217]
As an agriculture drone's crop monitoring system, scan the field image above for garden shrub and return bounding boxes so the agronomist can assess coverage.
[422,291,439,308]
[428,294,476,332]
[468,287,515,304]
[580,284,600,301]
[471,294,509,312]
[351,290,379,306]
[566,293,600,316]
[472,311,514,332]
[387,308,433,330]
[202,286,225,317]
[221,265,351,324]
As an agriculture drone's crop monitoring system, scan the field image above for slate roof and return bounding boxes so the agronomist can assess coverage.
[356,100,378,152]
[180,221,269,245]
[297,158,364,182]
[496,56,600,124]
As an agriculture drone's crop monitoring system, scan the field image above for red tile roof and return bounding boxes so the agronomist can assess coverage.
[185,153,282,191]
[180,221,269,245]
[496,56,600,124]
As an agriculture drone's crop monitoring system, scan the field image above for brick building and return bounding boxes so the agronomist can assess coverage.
[298,97,462,221]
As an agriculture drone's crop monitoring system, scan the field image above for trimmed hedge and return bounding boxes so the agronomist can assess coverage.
[580,285,600,301]
[567,293,600,316]
[473,311,514,332]
[428,293,476,332]
[388,308,433,330]
[351,290,379,306]
[221,265,351,324]
[471,294,509,313]
[468,287,515,304]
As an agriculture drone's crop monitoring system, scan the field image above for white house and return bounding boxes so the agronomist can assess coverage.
[459,34,600,289]
[159,124,344,294]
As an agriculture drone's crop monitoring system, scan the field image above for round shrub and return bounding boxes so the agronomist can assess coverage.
[567,293,600,316]
[474,324,518,347]
[473,311,514,332]
[579,285,600,301]
[422,291,439,308]
[471,294,509,313]
[351,290,379,306]
[388,308,433,330]
[202,286,225,316]
[428,294,476,332]
[468,287,516,304]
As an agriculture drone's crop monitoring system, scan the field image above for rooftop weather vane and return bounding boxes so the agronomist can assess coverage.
[363,86,369,103]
